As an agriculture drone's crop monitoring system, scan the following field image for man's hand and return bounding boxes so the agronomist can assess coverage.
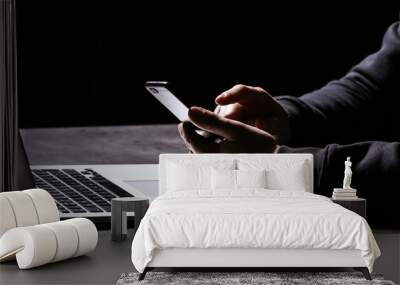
[214,84,290,144]
[178,106,278,153]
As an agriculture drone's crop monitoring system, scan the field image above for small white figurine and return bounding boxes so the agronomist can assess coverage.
[343,157,353,189]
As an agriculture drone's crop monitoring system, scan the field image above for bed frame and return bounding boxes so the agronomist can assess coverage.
[140,248,371,280]
[138,154,372,281]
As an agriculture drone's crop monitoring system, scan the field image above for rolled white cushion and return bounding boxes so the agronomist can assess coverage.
[1,191,39,227]
[0,218,98,269]
[64,218,98,257]
[42,221,79,262]
[0,225,57,269]
[0,196,17,237]
[23,189,59,224]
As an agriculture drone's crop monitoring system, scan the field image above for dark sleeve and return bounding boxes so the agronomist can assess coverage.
[278,142,400,229]
[276,22,400,147]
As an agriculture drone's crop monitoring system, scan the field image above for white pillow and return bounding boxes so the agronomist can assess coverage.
[211,168,267,191]
[167,160,235,192]
[167,163,209,191]
[238,159,308,192]
[211,168,236,190]
[236,169,267,189]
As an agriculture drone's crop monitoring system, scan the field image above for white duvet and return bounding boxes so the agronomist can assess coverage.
[131,190,380,273]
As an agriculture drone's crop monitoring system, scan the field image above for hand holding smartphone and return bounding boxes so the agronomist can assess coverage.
[145,81,218,140]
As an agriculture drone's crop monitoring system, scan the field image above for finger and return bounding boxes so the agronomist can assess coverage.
[215,84,284,116]
[217,104,248,122]
[188,106,255,140]
[214,105,221,115]
[255,117,291,145]
[215,84,262,105]
[178,122,218,153]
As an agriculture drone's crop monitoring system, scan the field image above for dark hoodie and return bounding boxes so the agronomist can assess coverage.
[277,21,400,229]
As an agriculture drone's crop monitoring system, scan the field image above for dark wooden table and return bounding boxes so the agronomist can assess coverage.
[20,124,187,165]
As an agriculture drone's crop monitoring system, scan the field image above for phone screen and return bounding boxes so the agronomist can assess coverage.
[145,84,189,122]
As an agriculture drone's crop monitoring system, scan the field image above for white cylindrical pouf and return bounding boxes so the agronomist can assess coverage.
[42,221,79,262]
[0,218,98,269]
[23,189,59,224]
[1,192,39,227]
[0,226,57,269]
[0,196,17,237]
[65,218,98,257]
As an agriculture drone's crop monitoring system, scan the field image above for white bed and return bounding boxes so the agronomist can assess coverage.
[131,154,380,280]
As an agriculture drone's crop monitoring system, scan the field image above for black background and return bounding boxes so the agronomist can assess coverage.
[17,1,400,128]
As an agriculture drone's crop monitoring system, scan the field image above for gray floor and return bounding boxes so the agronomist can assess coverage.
[16,125,400,284]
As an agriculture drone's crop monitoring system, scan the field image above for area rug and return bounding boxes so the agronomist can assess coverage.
[116,272,396,285]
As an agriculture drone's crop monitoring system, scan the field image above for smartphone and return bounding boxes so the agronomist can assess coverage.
[145,81,219,140]
[145,81,190,122]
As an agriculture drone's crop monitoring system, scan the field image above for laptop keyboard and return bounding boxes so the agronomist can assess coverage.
[32,168,133,214]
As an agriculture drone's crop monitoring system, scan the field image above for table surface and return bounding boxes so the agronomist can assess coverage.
[0,230,134,285]
[331,198,366,201]
[20,124,187,165]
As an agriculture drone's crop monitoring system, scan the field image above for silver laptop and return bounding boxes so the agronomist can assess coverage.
[29,164,158,220]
